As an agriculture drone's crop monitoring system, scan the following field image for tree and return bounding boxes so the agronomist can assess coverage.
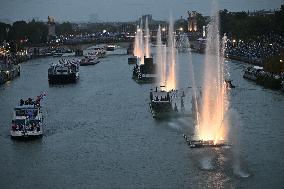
[27,19,48,44]
[56,22,73,36]
[264,50,284,74]
[8,21,28,41]
[0,22,11,43]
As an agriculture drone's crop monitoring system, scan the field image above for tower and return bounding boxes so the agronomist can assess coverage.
[47,16,56,41]
[188,11,197,32]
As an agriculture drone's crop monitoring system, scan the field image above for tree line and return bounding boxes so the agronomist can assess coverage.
[0,20,75,45]
[0,4,283,46]
[219,5,284,39]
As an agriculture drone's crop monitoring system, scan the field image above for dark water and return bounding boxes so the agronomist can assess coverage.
[0,49,283,189]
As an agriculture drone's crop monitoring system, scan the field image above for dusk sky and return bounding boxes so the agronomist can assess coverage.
[0,0,283,23]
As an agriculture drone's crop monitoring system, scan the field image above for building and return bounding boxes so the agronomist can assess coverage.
[188,11,197,32]
[47,16,56,41]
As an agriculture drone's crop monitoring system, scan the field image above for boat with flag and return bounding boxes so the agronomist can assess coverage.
[11,93,46,139]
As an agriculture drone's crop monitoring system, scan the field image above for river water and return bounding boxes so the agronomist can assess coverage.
[0,47,283,189]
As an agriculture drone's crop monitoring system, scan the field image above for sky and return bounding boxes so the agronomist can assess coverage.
[0,0,283,23]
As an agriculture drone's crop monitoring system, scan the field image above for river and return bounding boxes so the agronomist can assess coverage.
[0,47,283,189]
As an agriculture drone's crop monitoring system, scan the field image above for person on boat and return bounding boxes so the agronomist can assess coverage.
[28,98,33,105]
[150,92,153,101]
[174,103,178,112]
[166,93,170,101]
[18,123,23,131]
[11,121,17,132]
[155,96,159,101]
[181,98,185,111]
[20,99,24,106]
[37,123,41,132]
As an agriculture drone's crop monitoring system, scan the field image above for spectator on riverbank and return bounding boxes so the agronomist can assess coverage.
[225,32,284,65]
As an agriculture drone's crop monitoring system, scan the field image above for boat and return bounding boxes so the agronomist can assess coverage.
[127,43,134,55]
[243,66,262,81]
[0,62,21,85]
[62,49,75,57]
[182,134,230,148]
[128,56,138,64]
[80,56,100,66]
[149,87,174,118]
[106,45,115,51]
[53,48,74,57]
[188,140,230,148]
[95,49,106,58]
[243,66,283,89]
[225,79,235,89]
[87,45,107,58]
[11,96,45,139]
[75,49,83,56]
[149,86,192,118]
[48,59,79,84]
[132,57,156,83]
[52,52,63,57]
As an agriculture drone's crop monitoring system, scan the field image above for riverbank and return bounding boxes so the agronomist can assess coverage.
[0,54,24,85]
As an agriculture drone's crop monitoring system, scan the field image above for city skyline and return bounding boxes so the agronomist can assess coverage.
[0,0,283,23]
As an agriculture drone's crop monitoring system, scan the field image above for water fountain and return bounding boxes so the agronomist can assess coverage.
[156,26,165,87]
[128,26,141,64]
[165,15,177,91]
[133,26,141,57]
[131,25,144,65]
[181,1,230,148]
[145,17,151,59]
[199,10,228,143]
[132,16,156,83]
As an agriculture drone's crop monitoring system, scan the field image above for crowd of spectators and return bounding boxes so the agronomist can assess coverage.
[225,32,284,65]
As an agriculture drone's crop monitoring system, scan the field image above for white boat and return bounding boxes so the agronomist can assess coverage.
[62,51,75,57]
[243,66,263,81]
[48,59,79,84]
[87,45,107,58]
[11,98,44,138]
[80,56,100,66]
